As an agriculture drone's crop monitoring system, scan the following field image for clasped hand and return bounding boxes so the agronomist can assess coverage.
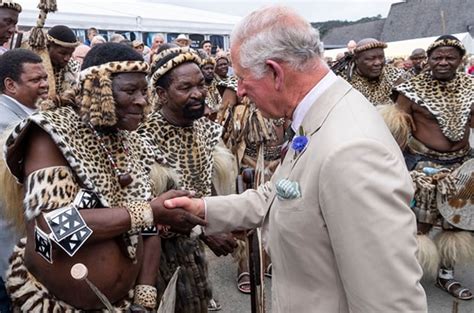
[151,191,236,255]
[150,190,206,234]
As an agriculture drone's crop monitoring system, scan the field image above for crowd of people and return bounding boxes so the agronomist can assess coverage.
[0,1,472,312]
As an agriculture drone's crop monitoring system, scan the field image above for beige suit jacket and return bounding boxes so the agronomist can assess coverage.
[205,77,427,313]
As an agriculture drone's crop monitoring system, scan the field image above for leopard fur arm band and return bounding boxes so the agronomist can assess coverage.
[133,284,157,310]
[24,166,79,220]
[126,201,154,233]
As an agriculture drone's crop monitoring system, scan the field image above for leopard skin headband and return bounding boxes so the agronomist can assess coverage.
[353,41,387,54]
[427,38,466,57]
[201,57,216,67]
[150,47,201,87]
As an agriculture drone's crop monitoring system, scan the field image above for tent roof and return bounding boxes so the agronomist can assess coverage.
[324,33,473,60]
[18,0,241,34]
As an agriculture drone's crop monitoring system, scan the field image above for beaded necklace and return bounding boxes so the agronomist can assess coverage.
[89,123,133,187]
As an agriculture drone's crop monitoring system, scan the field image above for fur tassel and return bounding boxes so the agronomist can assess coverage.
[98,74,116,126]
[435,231,474,268]
[30,0,58,47]
[149,163,179,196]
[232,238,248,263]
[80,78,93,119]
[28,26,46,49]
[212,142,237,195]
[89,86,104,126]
[416,234,440,277]
[38,0,58,12]
[377,104,411,149]
[0,128,25,235]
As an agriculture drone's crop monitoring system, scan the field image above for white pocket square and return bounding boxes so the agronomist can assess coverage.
[275,179,301,200]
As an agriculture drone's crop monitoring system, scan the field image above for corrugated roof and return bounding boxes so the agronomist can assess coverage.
[381,0,474,41]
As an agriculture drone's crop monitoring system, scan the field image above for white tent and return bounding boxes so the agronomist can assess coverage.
[324,33,474,60]
[17,0,241,35]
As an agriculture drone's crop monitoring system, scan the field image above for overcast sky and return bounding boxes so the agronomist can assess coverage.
[151,0,403,22]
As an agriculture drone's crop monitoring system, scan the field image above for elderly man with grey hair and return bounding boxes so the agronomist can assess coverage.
[165,5,427,313]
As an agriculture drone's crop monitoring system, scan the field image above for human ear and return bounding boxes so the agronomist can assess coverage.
[156,86,168,105]
[265,59,284,91]
[4,77,17,94]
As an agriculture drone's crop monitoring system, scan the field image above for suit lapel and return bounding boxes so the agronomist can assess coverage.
[262,78,353,224]
[287,77,352,170]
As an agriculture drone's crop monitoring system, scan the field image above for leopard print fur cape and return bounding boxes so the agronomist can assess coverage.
[138,111,222,198]
[394,72,474,142]
[342,65,404,106]
[5,106,160,206]
[4,106,164,260]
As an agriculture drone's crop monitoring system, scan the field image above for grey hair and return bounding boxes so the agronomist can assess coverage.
[231,5,322,78]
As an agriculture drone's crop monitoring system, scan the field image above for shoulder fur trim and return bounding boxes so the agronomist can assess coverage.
[377,104,411,149]
[149,163,180,196]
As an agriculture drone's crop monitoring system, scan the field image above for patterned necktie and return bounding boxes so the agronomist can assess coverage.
[280,126,296,161]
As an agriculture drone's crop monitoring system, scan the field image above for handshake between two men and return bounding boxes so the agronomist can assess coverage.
[151,189,237,257]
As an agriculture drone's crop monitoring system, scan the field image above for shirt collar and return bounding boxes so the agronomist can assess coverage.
[291,71,337,133]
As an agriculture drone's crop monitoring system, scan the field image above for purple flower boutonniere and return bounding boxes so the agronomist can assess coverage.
[291,136,308,153]
[291,126,309,158]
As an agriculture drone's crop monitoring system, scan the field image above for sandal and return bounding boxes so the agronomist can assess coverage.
[264,263,272,278]
[237,272,251,294]
[208,298,222,311]
[436,278,473,300]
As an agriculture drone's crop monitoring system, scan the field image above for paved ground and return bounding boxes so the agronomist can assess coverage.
[207,248,474,313]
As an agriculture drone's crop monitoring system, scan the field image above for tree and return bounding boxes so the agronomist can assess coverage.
[311,15,383,38]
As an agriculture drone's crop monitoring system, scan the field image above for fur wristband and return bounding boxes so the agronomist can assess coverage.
[126,201,154,233]
[133,284,157,309]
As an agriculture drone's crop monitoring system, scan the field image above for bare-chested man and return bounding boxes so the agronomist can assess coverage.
[394,35,474,301]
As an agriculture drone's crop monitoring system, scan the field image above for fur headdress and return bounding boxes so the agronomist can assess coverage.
[200,56,216,67]
[150,46,201,87]
[0,0,21,12]
[427,35,466,57]
[353,38,387,55]
[79,60,151,127]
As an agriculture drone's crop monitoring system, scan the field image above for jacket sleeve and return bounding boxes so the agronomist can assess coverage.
[204,180,273,234]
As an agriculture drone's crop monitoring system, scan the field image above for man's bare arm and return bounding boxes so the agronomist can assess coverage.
[24,126,205,240]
